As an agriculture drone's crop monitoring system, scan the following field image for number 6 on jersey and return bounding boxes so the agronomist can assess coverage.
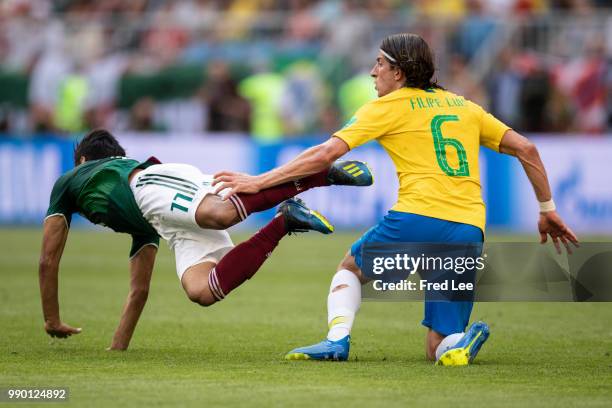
[431,114,470,177]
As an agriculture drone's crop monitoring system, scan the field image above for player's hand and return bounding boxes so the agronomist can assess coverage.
[212,171,262,199]
[44,320,82,338]
[538,211,579,254]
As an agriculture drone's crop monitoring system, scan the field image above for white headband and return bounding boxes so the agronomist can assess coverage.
[380,49,397,63]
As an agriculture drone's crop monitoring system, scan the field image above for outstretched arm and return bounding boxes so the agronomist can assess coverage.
[39,216,81,338]
[499,130,579,253]
[213,137,349,198]
[109,244,157,350]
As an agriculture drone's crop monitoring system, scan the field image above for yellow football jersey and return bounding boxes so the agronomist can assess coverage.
[333,87,511,233]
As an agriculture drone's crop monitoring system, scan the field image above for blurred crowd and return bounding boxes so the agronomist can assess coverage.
[0,0,611,139]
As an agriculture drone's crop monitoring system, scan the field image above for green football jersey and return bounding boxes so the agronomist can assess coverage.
[46,157,160,257]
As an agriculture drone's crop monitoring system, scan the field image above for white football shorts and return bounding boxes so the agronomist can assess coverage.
[130,163,234,280]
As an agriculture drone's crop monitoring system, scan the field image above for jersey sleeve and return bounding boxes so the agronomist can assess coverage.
[130,234,160,259]
[333,100,395,150]
[469,101,511,152]
[45,174,75,226]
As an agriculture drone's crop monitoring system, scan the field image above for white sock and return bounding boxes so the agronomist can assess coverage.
[435,332,465,360]
[326,269,361,341]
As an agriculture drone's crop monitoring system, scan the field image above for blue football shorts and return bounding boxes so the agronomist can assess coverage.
[351,210,484,336]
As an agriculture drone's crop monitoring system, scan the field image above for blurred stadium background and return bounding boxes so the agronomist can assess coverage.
[0,0,611,234]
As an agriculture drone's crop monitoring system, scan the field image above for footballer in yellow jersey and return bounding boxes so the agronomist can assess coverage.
[213,33,578,365]
[335,86,509,233]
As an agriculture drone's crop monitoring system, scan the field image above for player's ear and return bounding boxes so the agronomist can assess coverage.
[393,67,404,83]
[79,156,87,165]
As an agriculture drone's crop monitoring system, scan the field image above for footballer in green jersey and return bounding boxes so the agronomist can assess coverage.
[39,129,373,350]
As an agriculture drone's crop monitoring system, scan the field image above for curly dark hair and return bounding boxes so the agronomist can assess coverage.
[380,33,443,90]
[73,129,126,166]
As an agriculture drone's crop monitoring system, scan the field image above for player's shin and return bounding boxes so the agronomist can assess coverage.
[326,269,361,341]
[228,171,329,220]
[207,215,287,301]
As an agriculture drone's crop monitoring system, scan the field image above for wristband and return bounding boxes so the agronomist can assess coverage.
[539,199,556,213]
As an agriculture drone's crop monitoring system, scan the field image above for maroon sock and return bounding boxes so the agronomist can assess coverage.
[208,215,287,300]
[228,170,329,220]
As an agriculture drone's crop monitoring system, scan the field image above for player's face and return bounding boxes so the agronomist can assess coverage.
[370,52,403,97]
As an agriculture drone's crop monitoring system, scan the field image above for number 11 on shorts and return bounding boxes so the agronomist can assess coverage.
[170,193,193,212]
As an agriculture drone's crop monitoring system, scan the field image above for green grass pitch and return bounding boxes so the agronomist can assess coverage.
[1,229,611,407]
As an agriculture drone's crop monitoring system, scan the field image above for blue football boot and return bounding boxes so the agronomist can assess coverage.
[327,160,373,187]
[436,321,490,366]
[278,198,334,235]
[285,335,350,361]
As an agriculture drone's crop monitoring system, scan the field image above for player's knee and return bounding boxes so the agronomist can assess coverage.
[186,288,216,307]
[189,292,216,307]
[216,211,237,230]
[203,205,237,230]
[338,255,359,274]
[186,289,200,304]
[337,258,366,284]
[196,196,238,230]
[426,330,445,361]
[426,342,437,361]
[425,338,436,360]
[198,297,216,307]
